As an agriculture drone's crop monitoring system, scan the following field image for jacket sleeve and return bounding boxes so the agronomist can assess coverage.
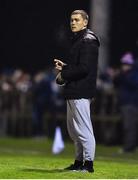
[61,40,99,81]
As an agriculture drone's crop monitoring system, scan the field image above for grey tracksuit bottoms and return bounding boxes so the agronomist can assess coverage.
[67,99,96,161]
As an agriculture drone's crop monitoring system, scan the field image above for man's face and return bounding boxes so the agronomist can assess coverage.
[70,14,88,32]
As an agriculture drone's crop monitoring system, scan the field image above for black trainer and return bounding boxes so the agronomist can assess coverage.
[81,161,94,173]
[64,160,83,171]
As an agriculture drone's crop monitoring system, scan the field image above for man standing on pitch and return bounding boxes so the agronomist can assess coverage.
[54,10,100,173]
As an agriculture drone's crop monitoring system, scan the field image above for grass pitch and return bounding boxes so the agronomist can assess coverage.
[0,138,138,179]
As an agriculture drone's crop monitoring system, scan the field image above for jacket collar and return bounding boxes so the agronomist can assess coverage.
[71,28,87,42]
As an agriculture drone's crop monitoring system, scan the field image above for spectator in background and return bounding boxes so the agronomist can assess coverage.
[31,68,65,140]
[96,67,116,115]
[31,71,51,137]
[113,52,138,153]
[0,74,15,136]
[13,71,32,136]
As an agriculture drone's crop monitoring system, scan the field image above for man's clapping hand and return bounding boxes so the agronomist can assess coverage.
[54,59,67,71]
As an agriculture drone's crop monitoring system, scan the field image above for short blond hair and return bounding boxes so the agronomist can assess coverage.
[71,10,89,21]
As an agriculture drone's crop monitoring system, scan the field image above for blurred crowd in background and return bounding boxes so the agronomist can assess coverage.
[0,52,138,151]
[0,67,66,138]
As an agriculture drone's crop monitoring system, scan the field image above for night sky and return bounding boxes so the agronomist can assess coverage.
[110,0,138,66]
[0,0,138,72]
[0,0,90,72]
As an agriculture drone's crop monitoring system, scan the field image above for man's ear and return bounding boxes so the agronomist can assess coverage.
[84,19,88,27]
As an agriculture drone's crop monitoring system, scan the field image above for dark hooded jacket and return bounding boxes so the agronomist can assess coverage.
[61,28,100,99]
